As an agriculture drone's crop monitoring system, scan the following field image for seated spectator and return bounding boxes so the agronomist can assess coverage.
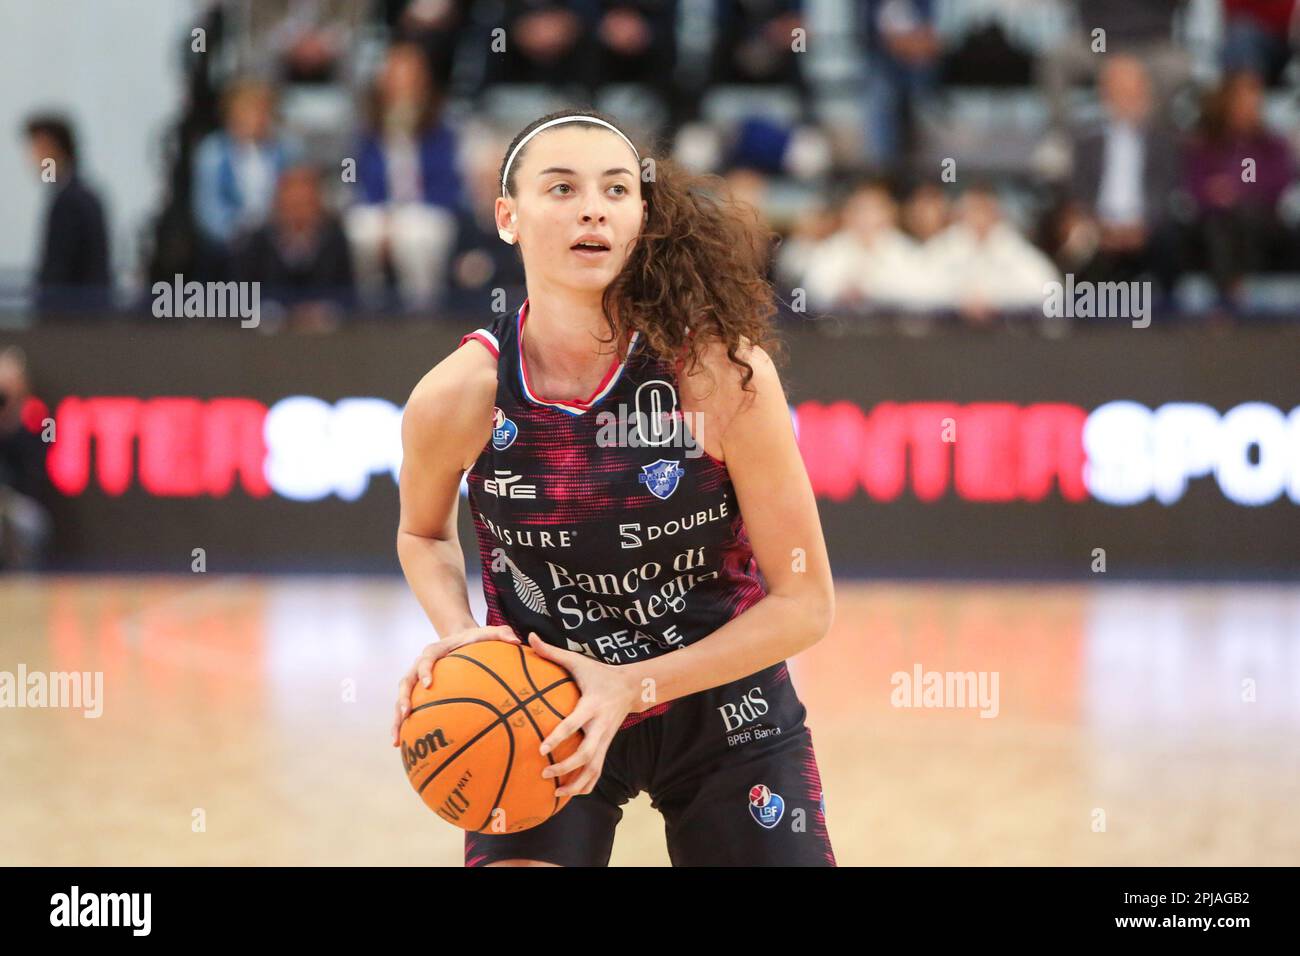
[24,115,111,317]
[594,1,680,96]
[379,0,471,90]
[900,180,950,243]
[938,9,1036,88]
[235,166,355,332]
[710,1,808,99]
[345,42,464,311]
[192,79,301,275]
[773,201,841,299]
[1184,69,1296,306]
[1061,55,1181,292]
[0,347,52,572]
[443,132,526,311]
[857,0,940,171]
[921,184,1061,324]
[1040,0,1192,134]
[482,2,591,91]
[719,164,785,285]
[799,180,930,314]
[716,115,832,182]
[1222,0,1297,85]
[485,1,682,118]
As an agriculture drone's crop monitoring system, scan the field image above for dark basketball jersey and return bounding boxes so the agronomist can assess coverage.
[457,299,768,700]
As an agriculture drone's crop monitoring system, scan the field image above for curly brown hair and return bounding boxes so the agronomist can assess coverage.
[499,108,785,397]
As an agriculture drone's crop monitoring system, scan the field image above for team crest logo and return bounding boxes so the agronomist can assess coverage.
[748,784,784,829]
[638,459,685,500]
[491,406,518,451]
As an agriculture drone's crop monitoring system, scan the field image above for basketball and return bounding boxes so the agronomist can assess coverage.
[398,639,583,834]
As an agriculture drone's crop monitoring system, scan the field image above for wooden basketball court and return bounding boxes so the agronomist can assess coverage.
[2,575,1296,865]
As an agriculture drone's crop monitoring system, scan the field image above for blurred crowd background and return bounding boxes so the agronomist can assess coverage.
[5,0,1300,334]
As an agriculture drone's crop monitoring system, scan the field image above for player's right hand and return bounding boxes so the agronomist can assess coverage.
[391,626,521,746]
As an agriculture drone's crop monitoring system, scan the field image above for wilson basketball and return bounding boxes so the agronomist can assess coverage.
[399,639,583,833]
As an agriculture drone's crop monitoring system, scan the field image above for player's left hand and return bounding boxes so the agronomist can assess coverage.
[527,632,641,798]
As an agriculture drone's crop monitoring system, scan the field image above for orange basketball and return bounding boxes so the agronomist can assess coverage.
[399,639,583,833]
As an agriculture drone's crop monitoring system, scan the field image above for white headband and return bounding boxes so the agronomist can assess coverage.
[501,115,640,197]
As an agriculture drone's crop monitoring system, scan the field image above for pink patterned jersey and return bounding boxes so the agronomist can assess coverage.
[457,299,768,671]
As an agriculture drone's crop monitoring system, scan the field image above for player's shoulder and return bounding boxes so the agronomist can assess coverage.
[410,330,497,402]
[402,327,500,455]
[679,330,783,411]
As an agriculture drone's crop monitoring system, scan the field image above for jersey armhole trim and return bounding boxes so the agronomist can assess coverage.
[458,329,500,359]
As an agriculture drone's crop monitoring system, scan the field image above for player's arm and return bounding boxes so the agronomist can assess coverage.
[392,345,519,744]
[396,346,491,636]
[614,341,835,710]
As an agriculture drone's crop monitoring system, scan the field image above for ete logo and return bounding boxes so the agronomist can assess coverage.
[484,469,537,499]
[638,459,684,500]
[492,407,518,451]
[748,784,785,829]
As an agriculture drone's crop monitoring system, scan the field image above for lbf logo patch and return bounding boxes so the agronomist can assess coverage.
[492,406,518,451]
[748,784,784,829]
[638,459,685,499]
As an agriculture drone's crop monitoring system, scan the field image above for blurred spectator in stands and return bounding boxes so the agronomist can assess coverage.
[483,2,591,90]
[379,0,470,89]
[773,201,840,298]
[936,5,1035,88]
[345,42,464,312]
[921,184,1060,325]
[1040,0,1192,134]
[1184,69,1296,307]
[799,179,929,314]
[720,164,785,283]
[444,131,527,311]
[1060,55,1181,292]
[594,1,680,110]
[711,0,810,113]
[720,114,831,182]
[242,0,367,84]
[192,80,301,276]
[24,115,111,317]
[0,347,52,572]
[1221,0,1298,85]
[721,165,772,219]
[857,0,940,171]
[481,2,680,111]
[235,165,355,332]
[900,181,950,243]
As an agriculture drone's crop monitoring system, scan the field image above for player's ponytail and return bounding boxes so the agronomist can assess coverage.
[608,152,784,395]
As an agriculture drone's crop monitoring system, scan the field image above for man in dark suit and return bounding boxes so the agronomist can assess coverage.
[235,165,356,331]
[24,115,112,317]
[1063,55,1182,292]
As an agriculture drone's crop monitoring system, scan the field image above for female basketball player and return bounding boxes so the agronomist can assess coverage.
[392,109,837,866]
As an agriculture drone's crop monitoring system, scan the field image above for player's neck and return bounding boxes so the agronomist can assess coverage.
[521,287,630,385]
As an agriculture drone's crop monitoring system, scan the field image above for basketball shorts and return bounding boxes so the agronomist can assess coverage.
[463,660,836,866]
